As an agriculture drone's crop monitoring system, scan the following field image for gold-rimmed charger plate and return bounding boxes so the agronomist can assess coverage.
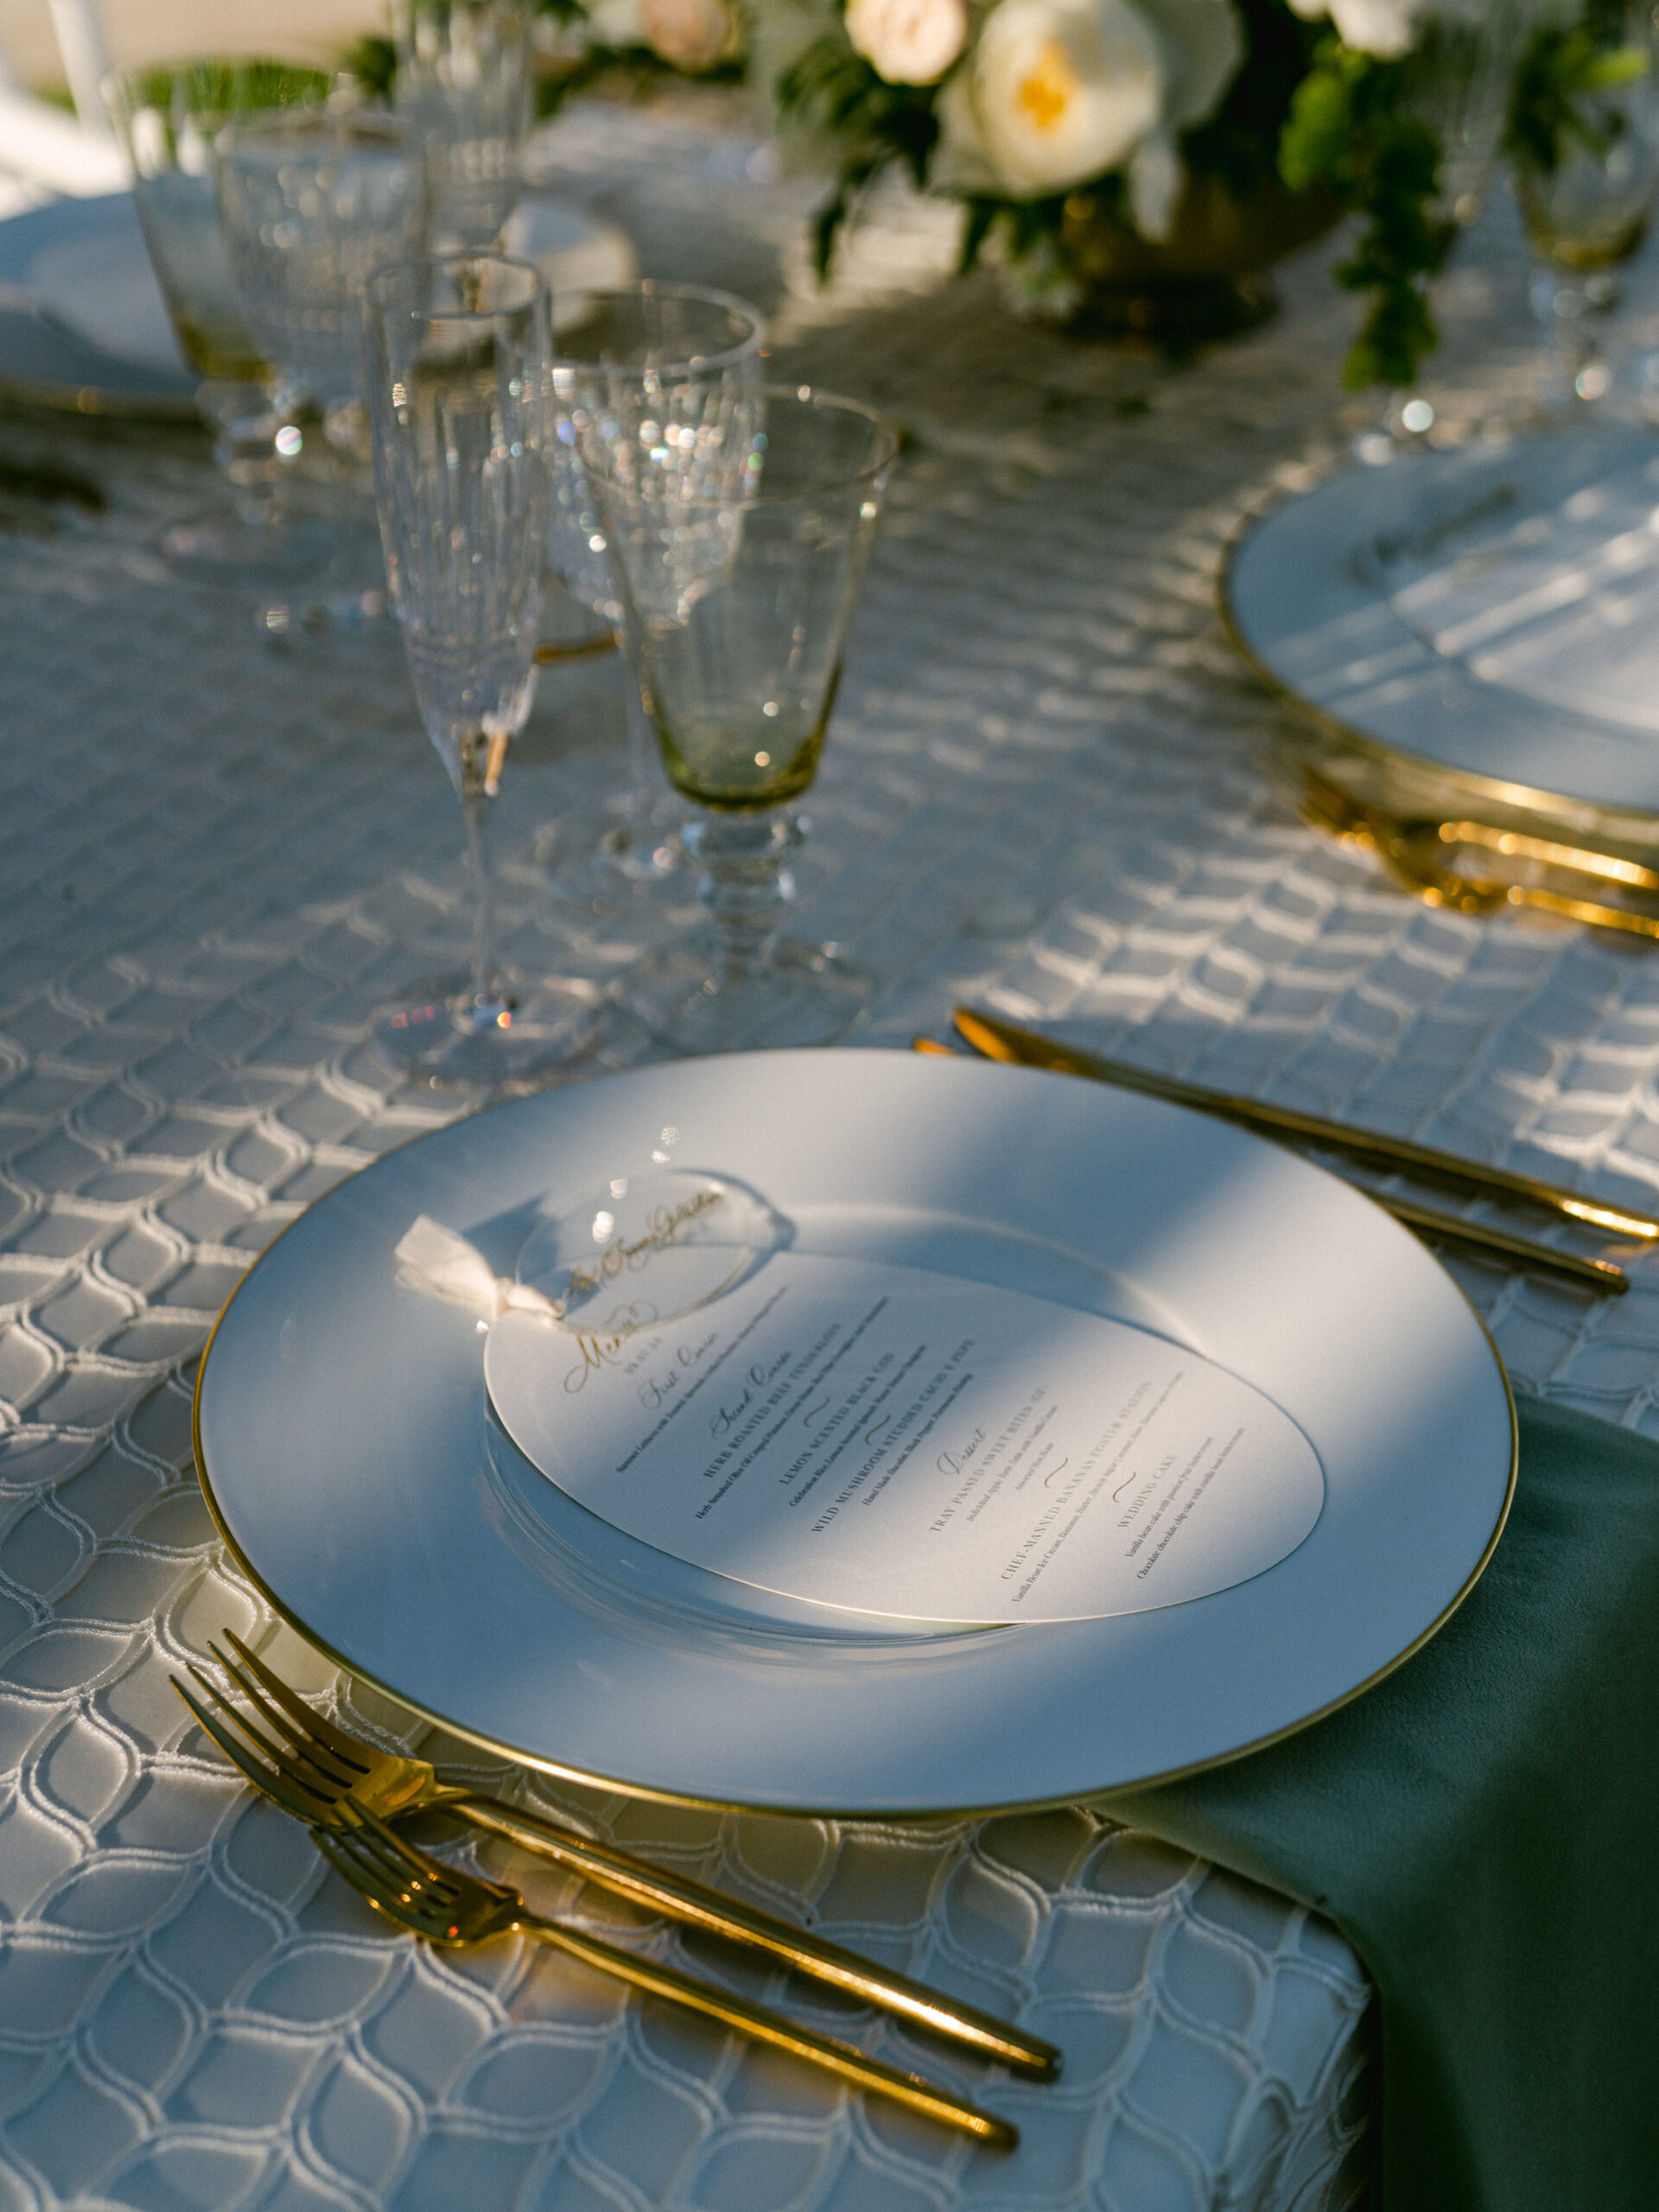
[1224,425,1659,860]
[0,194,197,419]
[193,1050,1515,1816]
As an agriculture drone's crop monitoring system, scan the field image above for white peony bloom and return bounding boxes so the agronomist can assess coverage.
[1285,0,1422,59]
[1136,0,1243,128]
[1287,0,1573,60]
[935,0,1166,198]
[1128,124,1182,234]
[845,0,969,84]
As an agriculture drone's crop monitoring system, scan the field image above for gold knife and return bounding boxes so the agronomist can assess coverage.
[951,1008,1657,1241]
[916,1024,1631,1295]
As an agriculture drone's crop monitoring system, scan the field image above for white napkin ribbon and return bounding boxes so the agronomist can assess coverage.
[394,1216,566,1324]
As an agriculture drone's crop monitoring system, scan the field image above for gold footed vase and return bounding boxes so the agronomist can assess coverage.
[1057,174,1340,340]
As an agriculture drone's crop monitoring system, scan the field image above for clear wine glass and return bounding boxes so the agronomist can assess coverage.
[392,0,535,251]
[214,105,430,437]
[1356,1,1537,458]
[102,58,333,584]
[543,281,766,923]
[213,104,432,622]
[591,385,897,1054]
[1514,1,1659,410]
[364,251,599,1085]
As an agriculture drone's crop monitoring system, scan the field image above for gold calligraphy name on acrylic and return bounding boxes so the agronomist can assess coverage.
[560,1190,725,1393]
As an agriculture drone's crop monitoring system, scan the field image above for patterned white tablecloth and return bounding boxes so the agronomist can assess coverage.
[3,88,1655,2212]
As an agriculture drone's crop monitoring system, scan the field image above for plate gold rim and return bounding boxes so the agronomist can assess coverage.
[188,1067,1520,1821]
[0,368,197,422]
[1217,450,1659,842]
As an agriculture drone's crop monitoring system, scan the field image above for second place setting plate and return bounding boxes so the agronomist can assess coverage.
[1226,425,1659,845]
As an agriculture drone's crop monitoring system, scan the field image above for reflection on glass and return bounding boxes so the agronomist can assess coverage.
[102,58,331,583]
[594,385,897,1054]
[364,251,598,1085]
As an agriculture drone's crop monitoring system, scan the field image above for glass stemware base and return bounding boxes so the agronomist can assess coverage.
[625,936,869,1055]
[372,973,600,1086]
[544,804,687,922]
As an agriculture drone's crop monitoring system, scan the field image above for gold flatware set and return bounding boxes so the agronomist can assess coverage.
[175,1631,1041,2149]
[179,949,1655,2143]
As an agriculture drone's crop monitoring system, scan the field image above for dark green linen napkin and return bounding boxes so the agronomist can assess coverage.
[1108,1394,1659,2212]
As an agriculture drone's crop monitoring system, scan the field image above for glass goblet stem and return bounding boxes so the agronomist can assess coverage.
[686,812,797,979]
[196,377,289,531]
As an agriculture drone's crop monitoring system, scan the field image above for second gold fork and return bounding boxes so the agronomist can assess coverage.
[174,1630,1059,2081]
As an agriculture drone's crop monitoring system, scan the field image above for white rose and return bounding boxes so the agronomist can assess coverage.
[845,0,969,84]
[936,0,1166,198]
[640,0,741,67]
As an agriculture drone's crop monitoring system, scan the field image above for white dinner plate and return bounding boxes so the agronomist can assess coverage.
[193,1050,1515,1815]
[0,194,196,415]
[0,189,637,420]
[1225,425,1659,823]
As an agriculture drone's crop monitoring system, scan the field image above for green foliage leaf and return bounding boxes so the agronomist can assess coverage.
[1279,36,1454,386]
[779,31,940,273]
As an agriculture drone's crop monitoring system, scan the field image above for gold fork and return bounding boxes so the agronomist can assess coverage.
[1290,760,1659,942]
[314,1802,1019,2150]
[172,1630,1058,2081]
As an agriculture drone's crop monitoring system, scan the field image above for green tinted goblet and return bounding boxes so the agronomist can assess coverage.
[594,385,898,1054]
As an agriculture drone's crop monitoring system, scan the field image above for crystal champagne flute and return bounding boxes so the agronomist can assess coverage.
[591,385,897,1053]
[363,251,598,1084]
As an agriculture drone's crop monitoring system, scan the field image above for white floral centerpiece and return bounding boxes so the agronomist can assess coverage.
[352,0,1610,379]
[754,0,1583,378]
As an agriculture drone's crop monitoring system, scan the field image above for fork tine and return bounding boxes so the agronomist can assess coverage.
[313,1827,427,1930]
[317,1821,461,1937]
[208,1639,362,1789]
[184,1661,349,1808]
[171,1677,334,1822]
[221,1629,372,1773]
[318,1831,473,1937]
[336,1802,464,1903]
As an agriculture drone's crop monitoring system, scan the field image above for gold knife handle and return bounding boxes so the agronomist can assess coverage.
[517,1905,1020,2148]
[931,1025,1628,1294]
[1377,1198,1626,1294]
[456,1796,1060,2079]
[953,1008,1659,1243]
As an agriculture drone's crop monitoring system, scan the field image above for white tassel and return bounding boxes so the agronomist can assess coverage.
[394,1216,565,1323]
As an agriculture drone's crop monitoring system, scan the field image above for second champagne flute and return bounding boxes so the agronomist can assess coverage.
[364,251,599,1084]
